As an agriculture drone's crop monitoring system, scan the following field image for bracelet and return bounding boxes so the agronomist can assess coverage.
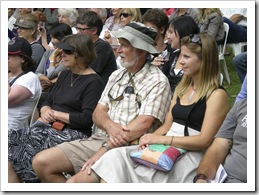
[193,174,210,183]
[170,136,174,146]
[50,60,57,64]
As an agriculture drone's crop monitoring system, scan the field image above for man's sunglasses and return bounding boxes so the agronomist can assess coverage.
[120,13,132,18]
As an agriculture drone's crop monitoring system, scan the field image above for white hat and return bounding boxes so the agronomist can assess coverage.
[111,22,158,54]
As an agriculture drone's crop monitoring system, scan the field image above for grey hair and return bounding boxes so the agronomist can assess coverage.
[58,8,79,27]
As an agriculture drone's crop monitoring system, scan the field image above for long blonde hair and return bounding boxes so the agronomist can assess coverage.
[198,8,222,24]
[175,33,220,101]
[120,8,142,23]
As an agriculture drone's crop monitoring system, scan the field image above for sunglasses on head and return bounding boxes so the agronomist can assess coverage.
[181,34,202,47]
[62,49,75,55]
[120,13,132,18]
[190,34,202,46]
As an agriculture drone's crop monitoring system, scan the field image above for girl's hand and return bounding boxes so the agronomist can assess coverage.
[151,56,165,67]
[139,134,156,150]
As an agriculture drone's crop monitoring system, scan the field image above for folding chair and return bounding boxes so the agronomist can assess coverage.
[219,22,231,84]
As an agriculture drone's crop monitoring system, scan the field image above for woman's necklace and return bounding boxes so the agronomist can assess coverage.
[188,83,197,101]
[70,73,81,87]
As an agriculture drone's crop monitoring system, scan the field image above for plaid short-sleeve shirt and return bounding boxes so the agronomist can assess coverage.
[95,63,171,137]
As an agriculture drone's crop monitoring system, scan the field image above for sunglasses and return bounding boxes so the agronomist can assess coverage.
[108,71,141,108]
[120,13,132,18]
[62,49,75,55]
[181,34,202,47]
[108,86,135,101]
[75,26,92,32]
[190,34,202,46]
[15,26,33,30]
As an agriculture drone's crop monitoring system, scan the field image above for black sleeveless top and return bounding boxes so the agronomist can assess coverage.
[172,96,206,132]
[172,86,225,133]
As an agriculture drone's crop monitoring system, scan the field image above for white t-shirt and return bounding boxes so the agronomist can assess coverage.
[220,8,247,26]
[8,72,41,130]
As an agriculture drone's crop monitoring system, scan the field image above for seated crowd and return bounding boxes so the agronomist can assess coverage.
[8,8,247,184]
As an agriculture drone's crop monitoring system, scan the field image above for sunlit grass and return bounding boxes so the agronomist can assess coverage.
[220,50,242,108]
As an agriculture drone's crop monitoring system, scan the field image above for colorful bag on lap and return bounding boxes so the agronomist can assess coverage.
[130,144,186,171]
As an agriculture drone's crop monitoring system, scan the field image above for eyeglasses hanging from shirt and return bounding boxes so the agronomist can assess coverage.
[108,71,141,109]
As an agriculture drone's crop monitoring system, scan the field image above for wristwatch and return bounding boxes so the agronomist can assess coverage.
[102,141,110,151]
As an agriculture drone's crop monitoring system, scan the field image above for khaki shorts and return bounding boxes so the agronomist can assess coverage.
[57,135,108,173]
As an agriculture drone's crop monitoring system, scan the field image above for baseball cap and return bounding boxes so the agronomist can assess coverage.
[14,15,38,29]
[8,37,32,57]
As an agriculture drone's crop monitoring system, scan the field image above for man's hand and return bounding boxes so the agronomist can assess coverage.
[81,147,108,175]
[107,123,130,147]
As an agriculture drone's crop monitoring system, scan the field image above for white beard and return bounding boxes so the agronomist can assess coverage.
[120,51,138,69]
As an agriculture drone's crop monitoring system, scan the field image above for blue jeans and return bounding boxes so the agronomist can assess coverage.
[232,51,247,83]
[223,17,247,43]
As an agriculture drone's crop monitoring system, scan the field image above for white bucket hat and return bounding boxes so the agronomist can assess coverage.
[111,22,158,54]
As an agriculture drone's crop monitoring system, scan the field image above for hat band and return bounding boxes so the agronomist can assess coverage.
[8,51,22,55]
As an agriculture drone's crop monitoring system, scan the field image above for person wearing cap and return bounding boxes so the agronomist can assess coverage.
[32,22,171,183]
[13,13,45,71]
[8,37,41,130]
[8,34,104,183]
[61,33,229,183]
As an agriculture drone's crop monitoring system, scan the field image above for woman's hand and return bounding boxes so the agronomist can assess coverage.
[139,133,158,150]
[40,79,53,92]
[104,30,113,44]
[40,106,56,123]
[49,49,62,67]
[151,56,165,68]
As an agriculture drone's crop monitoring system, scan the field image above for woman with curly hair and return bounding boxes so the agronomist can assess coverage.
[198,8,225,44]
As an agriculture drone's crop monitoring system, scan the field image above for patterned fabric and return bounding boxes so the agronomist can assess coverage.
[95,63,171,137]
[8,126,87,182]
[130,144,186,171]
[104,16,123,31]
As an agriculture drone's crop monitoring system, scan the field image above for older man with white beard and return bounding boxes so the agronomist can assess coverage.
[32,22,171,183]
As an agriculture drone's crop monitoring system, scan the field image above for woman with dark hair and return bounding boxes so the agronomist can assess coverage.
[8,37,41,130]
[35,23,73,110]
[153,15,200,94]
[8,34,104,183]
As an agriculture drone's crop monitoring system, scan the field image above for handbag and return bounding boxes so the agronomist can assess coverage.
[130,144,186,171]
[52,121,66,131]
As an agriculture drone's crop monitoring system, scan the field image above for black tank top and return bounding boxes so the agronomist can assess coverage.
[172,96,206,132]
[172,86,225,133]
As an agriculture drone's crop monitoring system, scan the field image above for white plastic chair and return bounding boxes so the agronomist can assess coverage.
[219,22,231,84]
[227,42,247,56]
[29,90,42,126]
[219,73,224,85]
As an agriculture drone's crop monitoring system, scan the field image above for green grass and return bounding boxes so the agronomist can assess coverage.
[220,48,242,108]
